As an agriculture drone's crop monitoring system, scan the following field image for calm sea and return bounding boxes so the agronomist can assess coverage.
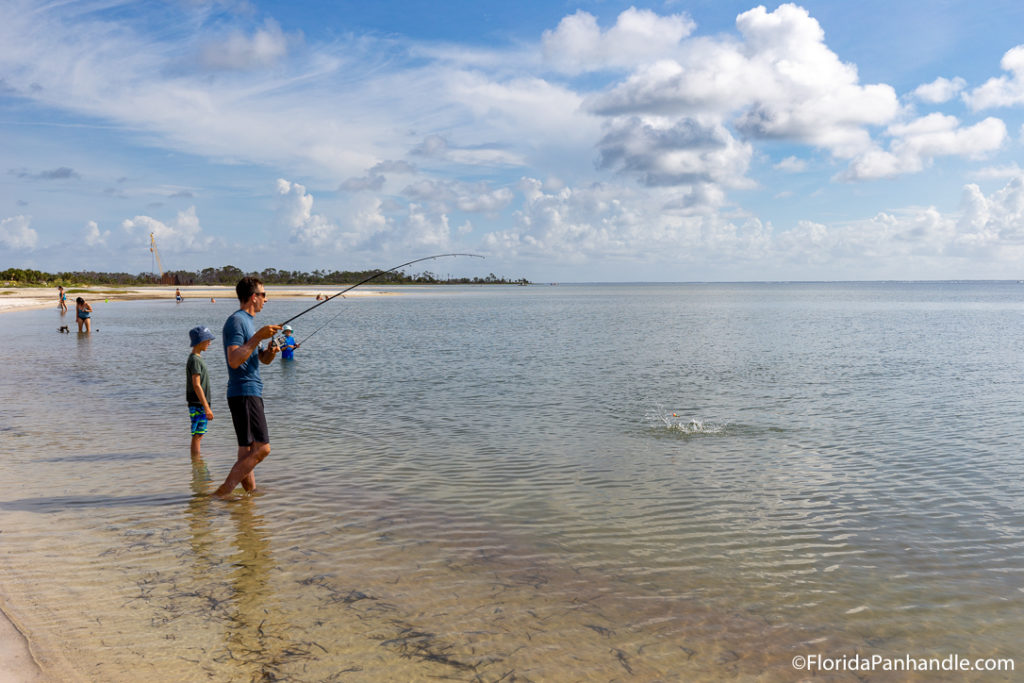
[1,282,1022,681]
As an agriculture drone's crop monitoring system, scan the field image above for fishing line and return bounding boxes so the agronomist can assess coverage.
[277,252,484,347]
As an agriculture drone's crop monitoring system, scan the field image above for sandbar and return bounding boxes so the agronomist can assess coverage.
[0,285,389,314]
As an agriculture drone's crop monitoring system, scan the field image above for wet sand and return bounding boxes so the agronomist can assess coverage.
[0,606,47,682]
[0,285,389,314]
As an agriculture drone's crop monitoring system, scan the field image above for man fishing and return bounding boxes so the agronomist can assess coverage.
[214,276,282,498]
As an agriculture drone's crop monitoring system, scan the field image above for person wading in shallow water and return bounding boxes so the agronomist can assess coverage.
[75,296,92,333]
[214,277,281,498]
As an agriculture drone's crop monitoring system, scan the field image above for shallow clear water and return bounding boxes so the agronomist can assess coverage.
[1,283,1022,680]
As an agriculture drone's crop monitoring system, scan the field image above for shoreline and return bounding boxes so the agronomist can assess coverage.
[0,603,47,682]
[0,285,390,315]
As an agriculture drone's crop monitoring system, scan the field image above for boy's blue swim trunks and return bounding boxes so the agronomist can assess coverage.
[189,406,209,436]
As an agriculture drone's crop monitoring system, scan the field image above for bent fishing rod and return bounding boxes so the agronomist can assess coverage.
[276,252,484,346]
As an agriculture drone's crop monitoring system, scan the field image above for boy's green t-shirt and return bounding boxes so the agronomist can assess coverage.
[186,353,211,407]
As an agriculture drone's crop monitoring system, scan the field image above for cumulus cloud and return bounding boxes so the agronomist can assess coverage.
[121,206,212,250]
[956,176,1024,247]
[585,3,899,193]
[0,215,37,249]
[475,172,1024,276]
[597,116,754,190]
[198,19,293,71]
[275,179,338,248]
[964,45,1024,110]
[843,114,1007,180]
[912,76,966,104]
[403,203,451,248]
[83,220,110,246]
[542,7,695,74]
[482,177,778,267]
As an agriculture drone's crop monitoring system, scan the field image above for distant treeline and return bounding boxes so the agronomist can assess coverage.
[1,266,530,287]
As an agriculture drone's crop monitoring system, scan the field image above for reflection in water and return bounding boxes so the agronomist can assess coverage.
[183,489,318,680]
[186,459,214,583]
[223,498,282,680]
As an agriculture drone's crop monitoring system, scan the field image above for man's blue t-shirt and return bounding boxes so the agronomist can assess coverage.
[281,334,296,360]
[223,309,263,397]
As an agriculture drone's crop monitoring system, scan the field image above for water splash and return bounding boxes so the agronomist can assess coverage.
[648,407,727,435]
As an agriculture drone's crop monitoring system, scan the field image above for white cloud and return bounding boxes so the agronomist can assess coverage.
[198,19,293,71]
[542,7,696,74]
[275,179,338,248]
[843,114,1007,180]
[83,220,110,247]
[403,203,451,248]
[912,77,966,104]
[956,177,1024,247]
[477,173,1024,276]
[439,72,596,158]
[774,156,807,172]
[121,206,212,251]
[0,215,38,249]
[586,2,900,186]
[965,45,1024,110]
[972,163,1023,179]
[482,177,770,264]
[401,178,514,214]
[596,116,754,191]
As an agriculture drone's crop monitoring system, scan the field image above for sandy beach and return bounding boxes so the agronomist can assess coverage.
[0,284,388,315]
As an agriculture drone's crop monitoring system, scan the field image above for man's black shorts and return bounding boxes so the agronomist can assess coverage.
[227,395,269,447]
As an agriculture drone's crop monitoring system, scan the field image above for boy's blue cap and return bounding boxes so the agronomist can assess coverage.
[189,325,215,346]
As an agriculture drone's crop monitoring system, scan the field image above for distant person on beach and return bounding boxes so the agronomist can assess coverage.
[176,288,183,303]
[187,325,216,461]
[280,324,299,360]
[214,277,281,497]
[75,297,92,333]
[58,286,67,314]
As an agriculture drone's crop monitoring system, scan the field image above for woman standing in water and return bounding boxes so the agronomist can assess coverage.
[75,297,92,333]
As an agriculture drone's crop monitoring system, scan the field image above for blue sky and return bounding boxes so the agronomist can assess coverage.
[3,1,1024,281]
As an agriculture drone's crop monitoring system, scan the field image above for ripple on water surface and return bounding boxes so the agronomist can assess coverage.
[1,285,1022,680]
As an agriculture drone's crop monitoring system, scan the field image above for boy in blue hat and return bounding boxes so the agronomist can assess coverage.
[187,325,216,460]
[280,324,299,360]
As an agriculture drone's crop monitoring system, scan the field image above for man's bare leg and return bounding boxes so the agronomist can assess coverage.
[215,442,270,497]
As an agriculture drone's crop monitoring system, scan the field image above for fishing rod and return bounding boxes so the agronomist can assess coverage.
[276,252,484,347]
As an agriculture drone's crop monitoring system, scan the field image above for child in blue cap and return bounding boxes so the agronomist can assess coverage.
[187,325,216,460]
[280,324,299,360]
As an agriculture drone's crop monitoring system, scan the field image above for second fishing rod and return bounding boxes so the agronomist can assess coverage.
[270,252,484,349]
